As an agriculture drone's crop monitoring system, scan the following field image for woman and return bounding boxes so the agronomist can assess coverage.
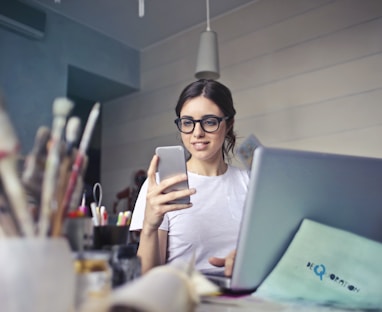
[130,79,249,276]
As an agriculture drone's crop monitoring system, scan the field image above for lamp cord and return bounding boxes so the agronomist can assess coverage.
[206,0,211,31]
[139,0,145,18]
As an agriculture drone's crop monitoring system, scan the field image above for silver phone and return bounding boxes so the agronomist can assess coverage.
[155,145,190,204]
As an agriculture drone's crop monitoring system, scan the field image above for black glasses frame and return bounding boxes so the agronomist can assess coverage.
[174,116,231,134]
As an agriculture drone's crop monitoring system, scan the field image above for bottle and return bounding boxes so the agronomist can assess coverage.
[73,251,112,308]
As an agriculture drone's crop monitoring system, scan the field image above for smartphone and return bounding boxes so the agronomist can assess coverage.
[155,145,190,204]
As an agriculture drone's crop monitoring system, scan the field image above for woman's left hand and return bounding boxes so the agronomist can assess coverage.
[208,250,236,277]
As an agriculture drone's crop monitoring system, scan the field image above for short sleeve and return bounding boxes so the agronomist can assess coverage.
[129,178,148,231]
[129,175,170,232]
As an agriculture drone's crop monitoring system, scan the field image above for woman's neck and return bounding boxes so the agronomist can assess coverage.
[187,157,228,176]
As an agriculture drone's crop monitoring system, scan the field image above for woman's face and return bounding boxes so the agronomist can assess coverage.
[179,95,228,163]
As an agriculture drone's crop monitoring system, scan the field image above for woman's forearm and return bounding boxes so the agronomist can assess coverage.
[137,227,166,274]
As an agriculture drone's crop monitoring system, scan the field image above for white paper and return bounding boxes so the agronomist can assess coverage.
[255,219,382,310]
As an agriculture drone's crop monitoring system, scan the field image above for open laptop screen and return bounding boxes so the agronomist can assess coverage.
[229,146,382,292]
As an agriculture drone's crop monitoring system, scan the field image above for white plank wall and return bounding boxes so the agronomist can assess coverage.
[101,0,382,210]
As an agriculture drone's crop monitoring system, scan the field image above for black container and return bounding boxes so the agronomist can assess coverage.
[93,225,129,250]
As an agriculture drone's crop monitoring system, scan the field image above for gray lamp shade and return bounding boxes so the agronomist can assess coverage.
[195,30,220,80]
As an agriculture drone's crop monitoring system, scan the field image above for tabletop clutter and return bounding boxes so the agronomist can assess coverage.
[0,95,144,311]
[0,93,220,312]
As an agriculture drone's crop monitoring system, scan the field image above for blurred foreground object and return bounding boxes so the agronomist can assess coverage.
[80,259,219,312]
[0,93,34,236]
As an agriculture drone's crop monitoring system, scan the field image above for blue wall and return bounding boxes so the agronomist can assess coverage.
[0,9,139,153]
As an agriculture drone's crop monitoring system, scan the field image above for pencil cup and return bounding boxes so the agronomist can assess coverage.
[63,217,94,251]
[93,225,129,250]
[0,238,75,312]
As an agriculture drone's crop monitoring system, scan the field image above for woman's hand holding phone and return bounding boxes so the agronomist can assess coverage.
[142,148,195,233]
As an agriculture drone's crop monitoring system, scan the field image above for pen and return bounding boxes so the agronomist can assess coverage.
[78,192,87,216]
[124,210,132,225]
[91,202,100,226]
[116,211,123,226]
[100,206,108,226]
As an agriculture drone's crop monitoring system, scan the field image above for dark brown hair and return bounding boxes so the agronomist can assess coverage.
[175,79,236,160]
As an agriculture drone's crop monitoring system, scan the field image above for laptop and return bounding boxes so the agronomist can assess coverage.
[207,145,382,293]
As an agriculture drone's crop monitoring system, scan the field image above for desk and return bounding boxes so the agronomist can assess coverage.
[81,301,355,312]
[196,296,356,312]
[78,266,366,312]
[81,295,361,312]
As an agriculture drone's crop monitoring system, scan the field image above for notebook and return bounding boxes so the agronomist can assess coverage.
[206,145,382,293]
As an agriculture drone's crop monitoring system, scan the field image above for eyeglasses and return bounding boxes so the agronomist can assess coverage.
[174,115,231,134]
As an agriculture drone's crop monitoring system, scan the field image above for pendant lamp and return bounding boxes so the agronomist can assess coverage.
[195,0,220,80]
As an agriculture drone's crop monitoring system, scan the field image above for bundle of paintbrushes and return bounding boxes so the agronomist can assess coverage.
[0,93,101,237]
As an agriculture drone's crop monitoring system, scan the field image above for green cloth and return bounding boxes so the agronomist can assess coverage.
[255,219,382,309]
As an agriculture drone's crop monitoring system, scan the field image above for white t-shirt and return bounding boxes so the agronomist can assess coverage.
[130,165,249,274]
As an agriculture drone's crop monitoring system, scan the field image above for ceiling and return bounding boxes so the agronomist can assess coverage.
[28,0,256,50]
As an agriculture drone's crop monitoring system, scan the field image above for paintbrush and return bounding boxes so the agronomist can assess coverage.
[65,116,81,154]
[0,187,20,237]
[56,116,81,207]
[0,94,35,236]
[22,126,50,221]
[38,97,73,237]
[22,126,50,192]
[51,102,100,236]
